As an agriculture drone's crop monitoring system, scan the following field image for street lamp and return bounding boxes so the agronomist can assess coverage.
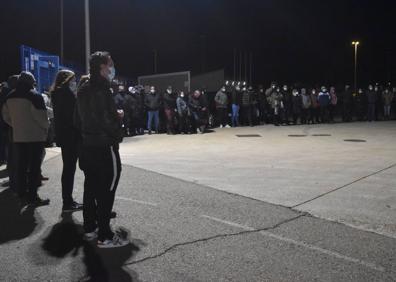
[352,41,360,94]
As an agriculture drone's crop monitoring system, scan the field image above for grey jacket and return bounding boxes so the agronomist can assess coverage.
[214,90,228,108]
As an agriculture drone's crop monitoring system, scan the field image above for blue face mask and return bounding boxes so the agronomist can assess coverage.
[108,66,116,81]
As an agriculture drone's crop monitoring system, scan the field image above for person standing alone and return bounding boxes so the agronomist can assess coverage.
[75,51,128,248]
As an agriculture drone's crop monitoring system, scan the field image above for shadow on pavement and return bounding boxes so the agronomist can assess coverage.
[0,188,42,244]
[41,213,143,282]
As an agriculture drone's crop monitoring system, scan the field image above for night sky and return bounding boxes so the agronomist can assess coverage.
[1,0,395,87]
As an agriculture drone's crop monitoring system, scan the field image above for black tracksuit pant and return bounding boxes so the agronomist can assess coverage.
[60,143,79,205]
[80,145,121,241]
[14,142,44,200]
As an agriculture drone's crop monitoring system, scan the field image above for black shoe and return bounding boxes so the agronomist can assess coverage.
[62,201,83,212]
[148,130,152,135]
[28,196,50,207]
[110,211,117,219]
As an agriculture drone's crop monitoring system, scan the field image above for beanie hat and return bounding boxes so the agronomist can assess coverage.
[18,71,36,87]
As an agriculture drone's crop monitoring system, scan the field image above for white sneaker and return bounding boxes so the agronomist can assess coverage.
[225,124,231,128]
[84,229,98,241]
[97,234,129,248]
[196,128,201,134]
[220,125,223,128]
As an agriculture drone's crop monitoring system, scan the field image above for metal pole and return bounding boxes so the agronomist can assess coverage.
[354,44,358,94]
[153,50,157,74]
[233,48,236,81]
[249,52,253,85]
[244,52,248,83]
[84,0,91,74]
[60,0,64,64]
[239,51,242,81]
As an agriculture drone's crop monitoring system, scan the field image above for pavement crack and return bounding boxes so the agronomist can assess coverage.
[292,162,396,209]
[124,213,306,266]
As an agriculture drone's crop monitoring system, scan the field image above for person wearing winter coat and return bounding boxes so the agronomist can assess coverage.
[329,86,337,122]
[301,88,311,124]
[241,86,253,126]
[51,70,84,212]
[126,87,145,135]
[318,86,331,123]
[366,85,376,122]
[310,88,320,123]
[188,90,209,134]
[374,85,382,121]
[163,86,177,135]
[341,85,353,122]
[270,87,283,126]
[281,85,292,125]
[231,85,242,127]
[382,88,394,120]
[215,86,230,128]
[144,86,162,134]
[354,88,366,121]
[2,71,50,206]
[291,89,302,124]
[176,91,190,134]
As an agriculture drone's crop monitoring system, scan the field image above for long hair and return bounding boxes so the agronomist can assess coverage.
[50,70,75,93]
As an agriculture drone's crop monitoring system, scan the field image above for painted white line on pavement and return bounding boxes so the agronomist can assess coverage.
[116,196,158,207]
[74,188,158,207]
[201,215,385,273]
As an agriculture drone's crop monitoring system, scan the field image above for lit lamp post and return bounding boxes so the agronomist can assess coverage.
[352,41,360,94]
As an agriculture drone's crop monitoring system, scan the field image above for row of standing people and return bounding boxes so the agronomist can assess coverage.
[213,82,396,127]
[113,85,210,135]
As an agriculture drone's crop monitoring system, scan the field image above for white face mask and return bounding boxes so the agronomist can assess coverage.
[221,88,226,92]
[69,81,77,93]
[167,89,172,94]
[150,89,155,93]
[180,94,184,98]
[107,66,116,81]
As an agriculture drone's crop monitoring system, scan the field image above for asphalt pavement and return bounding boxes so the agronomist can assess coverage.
[0,121,395,281]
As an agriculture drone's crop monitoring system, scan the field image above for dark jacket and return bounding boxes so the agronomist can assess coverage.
[231,89,242,106]
[126,92,144,116]
[163,92,177,110]
[114,92,127,110]
[144,92,162,111]
[51,86,81,147]
[318,91,331,107]
[241,91,251,106]
[292,94,302,114]
[366,90,376,104]
[188,94,208,112]
[74,77,123,147]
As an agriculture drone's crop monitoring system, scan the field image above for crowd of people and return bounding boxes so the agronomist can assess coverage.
[109,81,396,135]
[0,51,395,248]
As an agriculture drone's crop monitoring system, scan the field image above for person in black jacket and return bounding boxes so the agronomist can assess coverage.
[74,51,128,248]
[366,85,376,122]
[51,70,83,212]
[189,90,208,134]
[291,89,302,124]
[144,86,162,134]
[163,86,177,134]
[341,85,353,122]
[126,87,145,135]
